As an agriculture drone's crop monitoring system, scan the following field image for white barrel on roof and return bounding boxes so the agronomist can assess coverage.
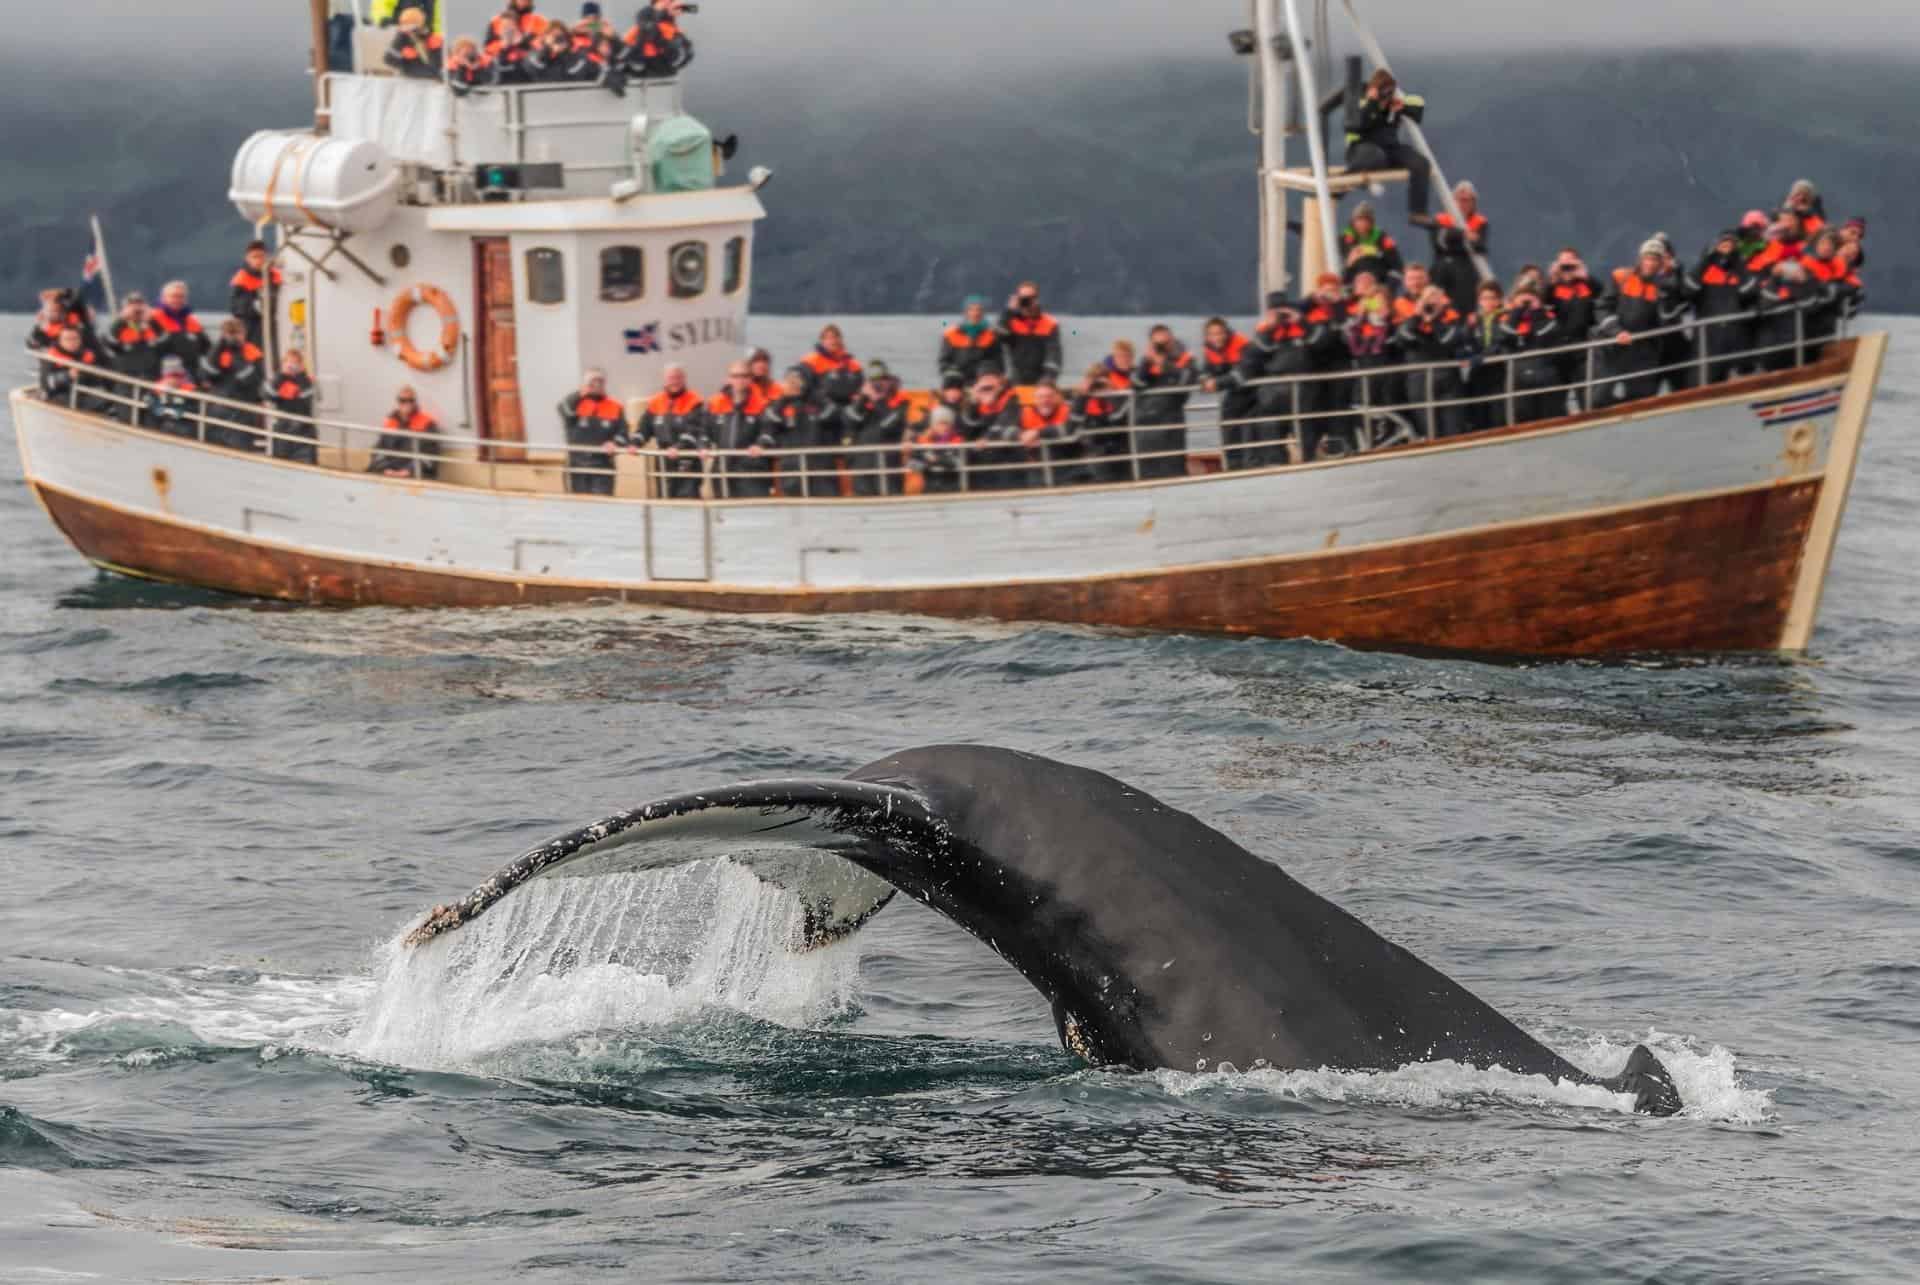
[228,131,401,234]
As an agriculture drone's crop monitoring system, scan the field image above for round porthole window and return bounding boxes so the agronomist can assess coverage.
[668,241,708,298]
[390,244,412,269]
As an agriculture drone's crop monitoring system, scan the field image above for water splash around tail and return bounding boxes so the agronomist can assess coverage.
[339,860,863,1073]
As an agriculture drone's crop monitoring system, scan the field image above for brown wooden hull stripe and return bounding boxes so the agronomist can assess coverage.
[32,477,1823,655]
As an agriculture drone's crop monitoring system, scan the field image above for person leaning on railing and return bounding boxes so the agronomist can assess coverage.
[1201,317,1257,472]
[1013,380,1080,490]
[640,365,709,499]
[198,318,266,452]
[1689,229,1761,385]
[143,357,201,438]
[369,387,441,480]
[268,351,317,465]
[1593,240,1687,409]
[1546,250,1599,407]
[1391,286,1467,440]
[1243,295,1316,467]
[38,327,108,415]
[909,406,966,495]
[1343,284,1400,444]
[842,362,916,498]
[1132,325,1195,480]
[445,38,499,95]
[1800,229,1857,356]
[959,371,1021,490]
[708,360,776,499]
[1499,280,1564,424]
[764,366,832,499]
[559,367,631,495]
[100,293,165,389]
[1073,350,1135,483]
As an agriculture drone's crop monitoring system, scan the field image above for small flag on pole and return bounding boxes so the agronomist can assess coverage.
[81,215,117,318]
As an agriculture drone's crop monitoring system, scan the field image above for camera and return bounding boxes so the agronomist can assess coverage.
[677,2,700,11]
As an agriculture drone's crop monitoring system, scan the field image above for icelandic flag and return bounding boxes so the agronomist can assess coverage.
[79,243,109,315]
[1751,387,1843,428]
[624,323,661,355]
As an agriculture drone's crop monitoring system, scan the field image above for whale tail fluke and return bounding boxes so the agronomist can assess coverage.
[1607,1044,1683,1116]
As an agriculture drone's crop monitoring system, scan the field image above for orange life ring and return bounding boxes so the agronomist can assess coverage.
[388,285,460,373]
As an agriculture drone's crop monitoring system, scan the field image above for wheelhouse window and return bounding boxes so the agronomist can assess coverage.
[668,240,708,299]
[600,246,644,302]
[525,247,565,305]
[722,237,746,295]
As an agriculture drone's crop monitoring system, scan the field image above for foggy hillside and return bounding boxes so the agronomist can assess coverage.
[0,48,1907,316]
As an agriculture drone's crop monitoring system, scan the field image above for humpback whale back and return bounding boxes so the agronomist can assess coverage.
[407,746,1683,1115]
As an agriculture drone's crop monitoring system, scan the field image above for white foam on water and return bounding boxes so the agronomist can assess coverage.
[336,861,862,1073]
[1149,1031,1774,1124]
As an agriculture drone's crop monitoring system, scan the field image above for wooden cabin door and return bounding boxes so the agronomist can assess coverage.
[473,237,526,463]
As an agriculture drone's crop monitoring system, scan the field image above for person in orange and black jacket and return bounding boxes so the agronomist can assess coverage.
[268,351,317,464]
[1429,181,1488,315]
[638,364,708,498]
[1499,281,1563,425]
[1132,324,1195,480]
[446,38,499,95]
[938,296,1007,388]
[746,348,777,402]
[1594,240,1689,407]
[26,288,91,357]
[1753,258,1820,373]
[1073,350,1134,483]
[1342,284,1401,451]
[1782,179,1827,238]
[100,293,165,387]
[369,386,441,480]
[485,0,545,81]
[1463,280,1509,432]
[1688,230,1761,383]
[765,367,832,499]
[1013,379,1080,489]
[230,241,284,348]
[797,323,864,448]
[1543,249,1601,407]
[198,317,266,451]
[706,360,776,498]
[144,356,201,438]
[1393,286,1467,439]
[39,326,109,415]
[998,282,1064,386]
[1344,69,1432,220]
[148,281,209,368]
[559,367,630,494]
[1295,274,1354,459]
[1242,294,1314,466]
[1199,317,1256,470]
[1798,228,1854,355]
[1746,212,1808,276]
[842,361,916,497]
[384,7,444,78]
[959,370,1021,489]
[624,1,694,78]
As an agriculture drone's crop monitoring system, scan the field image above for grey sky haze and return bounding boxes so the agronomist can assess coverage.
[52,1,1920,66]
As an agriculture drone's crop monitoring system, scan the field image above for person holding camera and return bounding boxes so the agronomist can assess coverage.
[842,361,915,497]
[1544,250,1599,406]
[101,294,165,387]
[1344,69,1433,222]
[998,283,1064,386]
[1499,283,1563,424]
[1072,356,1132,483]
[1688,232,1759,384]
[624,1,694,79]
[1393,287,1465,439]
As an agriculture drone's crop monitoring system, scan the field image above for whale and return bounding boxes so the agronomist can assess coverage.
[407,745,1683,1115]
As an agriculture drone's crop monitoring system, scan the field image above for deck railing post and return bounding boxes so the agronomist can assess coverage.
[1795,307,1806,368]
[1357,365,1371,452]
[1503,358,1516,428]
[1128,392,1142,484]
[1697,316,1710,386]
[1424,366,1436,442]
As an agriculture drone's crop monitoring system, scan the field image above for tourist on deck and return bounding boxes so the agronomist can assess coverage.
[1734,210,1770,264]
[1392,263,1432,324]
[1344,70,1432,222]
[1691,230,1760,384]
[1800,229,1855,355]
[1839,217,1866,263]
[446,38,499,94]
[746,347,777,401]
[484,23,533,81]
[1753,259,1819,372]
[1201,317,1257,470]
[708,360,776,499]
[1783,179,1826,236]
[1464,280,1509,431]
[998,283,1064,386]
[1594,241,1688,406]
[798,324,864,450]
[490,0,549,42]
[909,406,966,495]
[639,364,708,498]
[574,3,618,43]
[526,24,583,80]
[26,291,78,356]
[198,318,266,451]
[959,371,1020,489]
[1832,240,1867,322]
[1295,274,1351,458]
[369,386,441,480]
[385,8,445,77]
[1747,212,1808,275]
[625,2,694,78]
[1341,202,1403,288]
[101,293,164,386]
[38,327,108,415]
[1072,356,1132,482]
[268,351,317,464]
[370,0,440,26]
[1343,285,1400,440]
[1393,286,1466,439]
[939,296,1007,388]
[843,361,914,497]
[1546,249,1600,406]
[1643,234,1698,393]
[1429,181,1486,314]
[229,241,283,348]
[559,368,630,495]
[151,282,209,366]
[1242,297,1312,466]
[766,367,832,499]
[1132,324,1195,480]
[1015,380,1080,489]
[143,356,201,438]
[1500,280,1563,424]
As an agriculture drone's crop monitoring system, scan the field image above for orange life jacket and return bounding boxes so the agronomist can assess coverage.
[1748,241,1805,274]
[709,386,771,417]
[943,325,1000,351]
[1613,268,1661,301]
[150,310,203,337]
[231,265,284,293]
[625,18,680,56]
[1551,280,1596,304]
[392,32,444,62]
[1202,333,1250,371]
[1800,254,1844,284]
[572,394,625,420]
[801,350,860,379]
[1005,313,1060,339]
[274,378,309,402]
[647,389,703,417]
[212,341,264,371]
[385,410,435,433]
[1434,211,1488,238]
[491,11,548,39]
[111,320,159,346]
[1020,402,1070,432]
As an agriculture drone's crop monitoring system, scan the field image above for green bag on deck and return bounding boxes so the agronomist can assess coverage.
[650,116,715,193]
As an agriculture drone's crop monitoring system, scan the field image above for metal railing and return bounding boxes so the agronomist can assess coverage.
[26,303,1852,502]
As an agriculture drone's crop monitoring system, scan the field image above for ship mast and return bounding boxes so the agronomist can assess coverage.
[309,0,332,134]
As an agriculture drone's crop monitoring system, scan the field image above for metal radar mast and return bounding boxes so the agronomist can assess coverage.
[1233,0,1489,307]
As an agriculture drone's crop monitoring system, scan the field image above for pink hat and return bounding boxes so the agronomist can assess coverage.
[1740,209,1769,230]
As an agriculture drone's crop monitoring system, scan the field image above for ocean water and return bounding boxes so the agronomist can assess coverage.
[2,315,1917,1282]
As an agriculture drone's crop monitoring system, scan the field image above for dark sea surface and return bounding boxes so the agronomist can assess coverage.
[2,316,1917,1282]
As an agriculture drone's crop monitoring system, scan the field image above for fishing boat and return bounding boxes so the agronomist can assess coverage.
[10,0,1887,656]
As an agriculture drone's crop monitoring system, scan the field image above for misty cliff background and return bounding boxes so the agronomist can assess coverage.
[0,47,1910,316]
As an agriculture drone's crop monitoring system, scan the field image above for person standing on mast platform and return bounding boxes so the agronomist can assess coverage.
[1344,70,1433,225]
